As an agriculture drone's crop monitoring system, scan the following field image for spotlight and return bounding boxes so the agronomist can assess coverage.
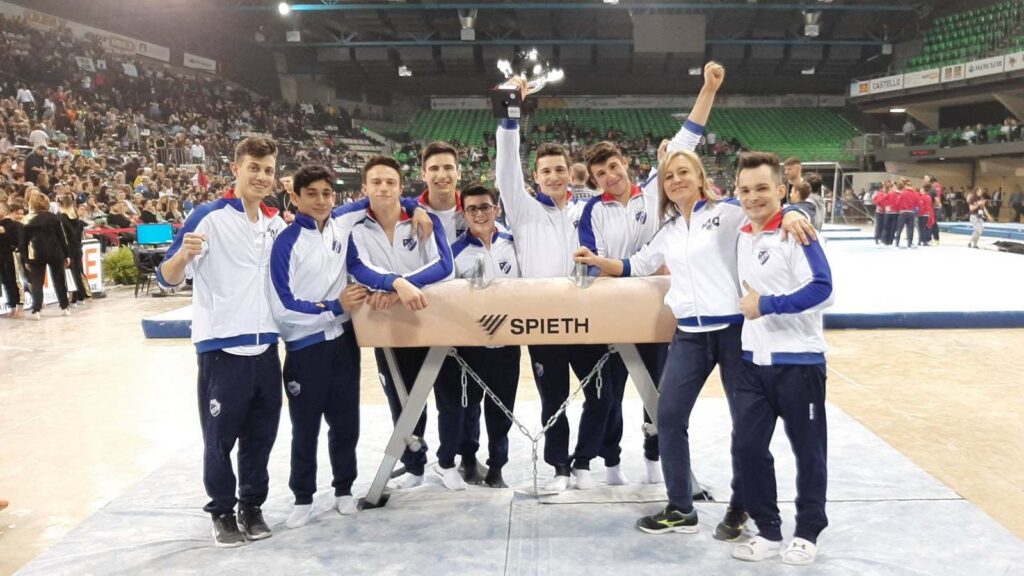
[688,67,701,76]
[398,65,412,77]
[801,66,816,75]
[889,108,907,113]
[278,2,291,16]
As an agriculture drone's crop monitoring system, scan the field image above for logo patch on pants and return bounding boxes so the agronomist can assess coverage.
[209,399,221,417]
[533,362,545,378]
[287,381,301,396]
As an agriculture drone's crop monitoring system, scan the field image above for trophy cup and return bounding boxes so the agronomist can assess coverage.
[490,48,565,119]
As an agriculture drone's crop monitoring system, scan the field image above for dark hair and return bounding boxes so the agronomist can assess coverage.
[792,181,811,201]
[362,155,403,184]
[736,151,782,184]
[421,141,459,167]
[293,164,334,193]
[804,172,823,194]
[584,141,625,173]
[783,156,801,167]
[234,136,277,163]
[461,183,497,204]
[533,142,570,171]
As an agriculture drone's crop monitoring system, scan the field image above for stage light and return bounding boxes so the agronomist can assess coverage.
[801,66,816,75]
[689,67,701,75]
[398,65,412,77]
[890,108,907,113]
[277,2,291,17]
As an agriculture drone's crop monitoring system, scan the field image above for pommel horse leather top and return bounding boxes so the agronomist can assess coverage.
[350,276,677,348]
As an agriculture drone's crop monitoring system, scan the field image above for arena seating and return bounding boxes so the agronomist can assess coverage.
[907,0,1024,72]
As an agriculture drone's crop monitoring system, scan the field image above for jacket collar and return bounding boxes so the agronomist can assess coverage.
[600,183,643,204]
[536,188,573,207]
[367,207,411,223]
[418,189,462,212]
[740,209,783,234]
[463,229,501,247]
[223,188,279,218]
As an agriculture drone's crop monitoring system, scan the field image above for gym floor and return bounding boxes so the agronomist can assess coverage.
[1,230,1022,574]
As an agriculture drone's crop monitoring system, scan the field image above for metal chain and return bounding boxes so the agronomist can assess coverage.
[445,348,612,494]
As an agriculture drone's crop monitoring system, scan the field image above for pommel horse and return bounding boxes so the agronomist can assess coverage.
[351,276,703,508]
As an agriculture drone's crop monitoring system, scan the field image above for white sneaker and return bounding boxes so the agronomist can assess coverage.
[334,495,358,516]
[642,457,664,484]
[388,472,424,490]
[30,311,41,321]
[62,308,71,317]
[572,468,594,490]
[732,535,782,562]
[436,465,468,491]
[285,504,313,528]
[781,538,818,566]
[544,474,570,492]
[605,465,629,486]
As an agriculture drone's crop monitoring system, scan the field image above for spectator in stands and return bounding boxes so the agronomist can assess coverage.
[20,190,70,319]
[1010,187,1023,223]
[967,186,990,249]
[991,188,1003,221]
[902,118,916,145]
[28,124,47,149]
[191,139,206,164]
[106,202,133,229]
[58,194,89,305]
[140,199,160,224]
[0,201,24,318]
[164,198,184,224]
[24,145,47,185]
[16,85,36,116]
[961,125,977,145]
[569,163,596,203]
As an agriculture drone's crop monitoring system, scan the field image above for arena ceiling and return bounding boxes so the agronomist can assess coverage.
[22,0,968,96]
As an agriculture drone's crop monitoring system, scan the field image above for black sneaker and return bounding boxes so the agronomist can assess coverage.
[713,506,749,542]
[211,513,246,548]
[484,467,507,489]
[636,507,699,534]
[458,457,485,484]
[237,505,272,541]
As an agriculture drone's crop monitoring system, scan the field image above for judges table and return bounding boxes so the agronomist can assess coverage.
[351,276,682,507]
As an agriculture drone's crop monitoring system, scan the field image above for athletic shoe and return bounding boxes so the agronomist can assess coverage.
[781,537,818,566]
[237,505,272,540]
[458,457,484,484]
[713,506,749,541]
[636,506,699,534]
[335,495,358,515]
[30,311,41,321]
[211,513,246,548]
[62,308,70,316]
[484,467,507,489]
[285,504,313,529]
[605,464,629,486]
[436,464,468,491]
[732,535,782,562]
[572,468,594,490]
[388,472,424,490]
[544,473,570,492]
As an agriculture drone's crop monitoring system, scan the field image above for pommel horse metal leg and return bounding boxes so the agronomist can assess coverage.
[613,344,710,501]
[363,346,450,509]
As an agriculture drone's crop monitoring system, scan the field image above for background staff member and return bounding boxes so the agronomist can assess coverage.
[157,137,286,548]
[20,190,70,320]
[0,202,25,317]
[435,183,521,490]
[733,151,834,566]
[346,155,454,490]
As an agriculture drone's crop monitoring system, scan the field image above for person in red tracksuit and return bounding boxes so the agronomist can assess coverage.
[894,179,919,248]
[917,186,936,246]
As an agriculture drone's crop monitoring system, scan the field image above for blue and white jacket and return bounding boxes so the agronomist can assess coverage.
[578,120,704,262]
[624,199,746,333]
[156,191,286,353]
[495,119,583,279]
[451,229,520,282]
[346,210,454,291]
[738,211,834,366]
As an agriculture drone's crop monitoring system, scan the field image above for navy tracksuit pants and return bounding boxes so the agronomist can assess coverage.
[659,325,745,513]
[283,327,361,505]
[883,213,898,245]
[374,347,429,476]
[527,344,614,471]
[197,346,282,516]
[895,212,916,246]
[735,361,829,543]
[873,211,885,244]
[604,343,667,464]
[917,215,931,245]
[435,346,521,470]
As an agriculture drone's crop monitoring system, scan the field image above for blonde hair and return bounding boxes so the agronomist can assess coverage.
[657,150,718,222]
[28,190,50,213]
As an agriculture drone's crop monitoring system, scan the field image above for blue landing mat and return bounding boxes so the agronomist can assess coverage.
[939,221,1024,240]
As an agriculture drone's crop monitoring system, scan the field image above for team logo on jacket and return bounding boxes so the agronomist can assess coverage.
[701,216,721,231]
[478,314,509,336]
[757,249,770,265]
[287,380,301,396]
[402,237,418,251]
[498,259,512,274]
[331,239,344,254]
[634,211,648,225]
[209,399,221,418]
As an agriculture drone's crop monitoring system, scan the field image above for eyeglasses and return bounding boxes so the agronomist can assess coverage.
[465,204,495,216]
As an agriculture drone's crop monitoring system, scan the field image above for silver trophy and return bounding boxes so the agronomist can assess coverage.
[491,48,564,119]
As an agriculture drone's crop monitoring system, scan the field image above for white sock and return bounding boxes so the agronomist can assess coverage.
[285,504,313,528]
[388,472,424,490]
[605,464,629,486]
[334,495,358,516]
[573,468,594,490]
[436,465,468,491]
[643,457,664,484]
[544,474,570,492]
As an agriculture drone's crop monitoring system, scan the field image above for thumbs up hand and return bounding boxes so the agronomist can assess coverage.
[740,280,763,320]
